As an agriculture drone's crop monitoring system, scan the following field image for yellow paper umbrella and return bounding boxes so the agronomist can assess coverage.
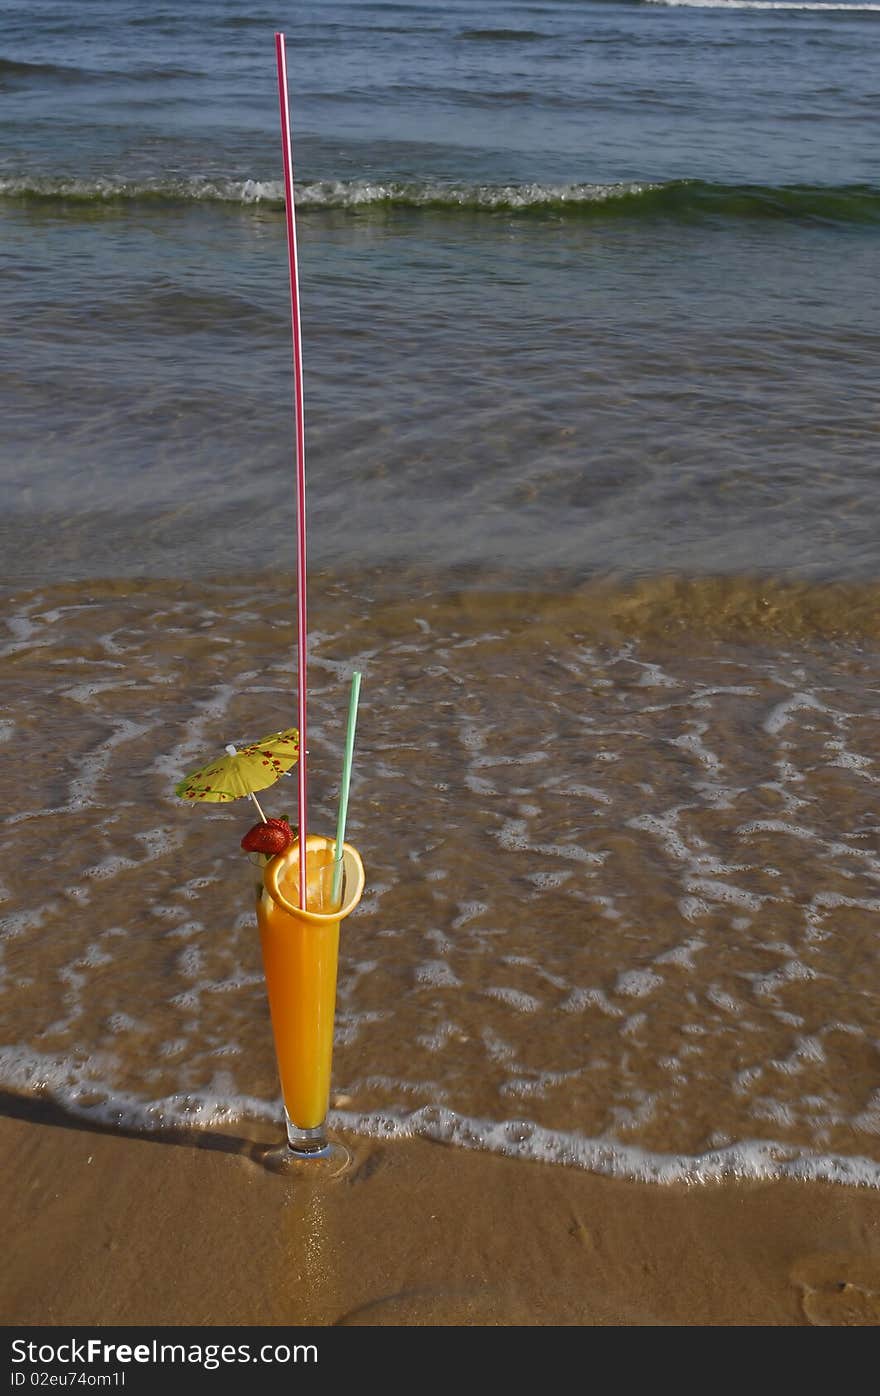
[175,728,299,819]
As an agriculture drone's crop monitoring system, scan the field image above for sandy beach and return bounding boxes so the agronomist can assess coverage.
[4,1101,880,1328]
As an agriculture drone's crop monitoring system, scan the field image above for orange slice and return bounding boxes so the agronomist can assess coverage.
[264,833,365,924]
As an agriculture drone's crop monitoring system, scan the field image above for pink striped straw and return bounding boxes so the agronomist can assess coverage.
[275,32,308,910]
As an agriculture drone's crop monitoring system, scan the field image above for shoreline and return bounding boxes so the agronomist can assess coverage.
[5,1106,880,1326]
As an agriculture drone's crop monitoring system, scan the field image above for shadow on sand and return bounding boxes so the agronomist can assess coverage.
[0,1087,269,1161]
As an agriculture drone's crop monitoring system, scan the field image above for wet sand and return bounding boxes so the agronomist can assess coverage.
[4,1104,880,1327]
[6,573,880,1181]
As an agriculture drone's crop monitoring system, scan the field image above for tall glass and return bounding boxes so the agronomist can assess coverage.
[257,833,364,1167]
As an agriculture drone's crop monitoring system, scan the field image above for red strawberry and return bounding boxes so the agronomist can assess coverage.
[240,820,294,856]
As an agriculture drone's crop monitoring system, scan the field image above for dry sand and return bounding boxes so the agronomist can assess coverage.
[3,1097,880,1327]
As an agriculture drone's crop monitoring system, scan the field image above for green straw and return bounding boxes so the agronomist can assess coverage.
[332,671,362,904]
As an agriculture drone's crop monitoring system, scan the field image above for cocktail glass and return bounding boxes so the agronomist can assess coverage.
[256,833,364,1174]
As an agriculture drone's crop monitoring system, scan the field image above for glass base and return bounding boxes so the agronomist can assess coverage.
[285,1118,328,1153]
[258,1139,352,1178]
[254,1111,352,1176]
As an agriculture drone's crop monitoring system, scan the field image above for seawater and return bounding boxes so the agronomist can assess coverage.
[2,0,880,1185]
[4,574,880,1186]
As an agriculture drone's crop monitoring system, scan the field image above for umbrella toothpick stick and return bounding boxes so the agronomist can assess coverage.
[224,745,269,823]
[275,31,309,910]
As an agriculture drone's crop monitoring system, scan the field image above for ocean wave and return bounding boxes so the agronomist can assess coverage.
[0,54,201,84]
[458,28,550,41]
[8,570,880,644]
[1,174,879,224]
[645,0,880,10]
[0,55,87,81]
[2,1059,879,1187]
[360,573,880,644]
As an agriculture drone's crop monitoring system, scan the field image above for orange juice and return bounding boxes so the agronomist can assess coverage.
[257,835,364,1133]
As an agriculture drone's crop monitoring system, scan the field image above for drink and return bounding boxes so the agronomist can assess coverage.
[257,833,365,1156]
